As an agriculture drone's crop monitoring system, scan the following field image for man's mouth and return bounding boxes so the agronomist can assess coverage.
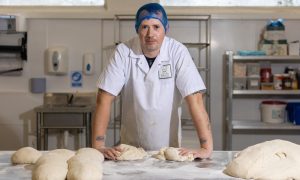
[146,40,156,44]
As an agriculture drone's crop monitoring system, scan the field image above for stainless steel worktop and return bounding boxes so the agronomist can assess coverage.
[0,151,241,180]
[34,105,95,113]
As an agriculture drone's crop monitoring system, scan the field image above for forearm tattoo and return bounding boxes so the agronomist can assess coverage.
[95,135,106,142]
[200,138,207,145]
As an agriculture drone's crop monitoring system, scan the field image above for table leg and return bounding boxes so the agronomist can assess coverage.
[85,113,89,147]
[44,128,48,150]
[36,112,41,150]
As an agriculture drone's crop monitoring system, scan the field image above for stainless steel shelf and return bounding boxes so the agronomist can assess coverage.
[41,126,86,129]
[233,90,300,96]
[232,55,300,63]
[232,120,300,130]
[183,42,210,50]
[197,67,209,71]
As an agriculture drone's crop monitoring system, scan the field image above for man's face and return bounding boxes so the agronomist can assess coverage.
[138,18,165,56]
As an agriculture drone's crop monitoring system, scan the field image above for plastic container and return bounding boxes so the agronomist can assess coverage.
[247,76,260,90]
[260,68,272,83]
[286,102,300,125]
[261,101,287,123]
[247,63,260,77]
[273,74,283,90]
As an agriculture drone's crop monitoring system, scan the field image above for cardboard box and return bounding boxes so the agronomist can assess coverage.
[234,77,247,90]
[289,41,300,56]
[261,82,274,90]
[233,63,247,77]
[259,43,287,56]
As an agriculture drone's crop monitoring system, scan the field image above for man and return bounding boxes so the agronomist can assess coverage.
[92,3,213,160]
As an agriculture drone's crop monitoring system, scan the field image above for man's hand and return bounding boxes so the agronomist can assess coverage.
[179,147,211,159]
[97,145,123,160]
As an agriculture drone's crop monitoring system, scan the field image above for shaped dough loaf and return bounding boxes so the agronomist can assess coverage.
[11,147,42,164]
[116,144,147,161]
[224,139,300,180]
[67,148,104,180]
[32,149,75,180]
[153,147,194,162]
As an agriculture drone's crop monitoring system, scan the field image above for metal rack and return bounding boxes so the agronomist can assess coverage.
[224,51,300,150]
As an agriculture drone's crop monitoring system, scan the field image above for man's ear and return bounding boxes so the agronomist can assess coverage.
[165,24,170,34]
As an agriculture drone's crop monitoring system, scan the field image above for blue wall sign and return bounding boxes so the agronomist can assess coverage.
[71,71,82,87]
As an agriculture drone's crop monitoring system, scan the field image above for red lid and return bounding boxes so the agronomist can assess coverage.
[262,100,286,105]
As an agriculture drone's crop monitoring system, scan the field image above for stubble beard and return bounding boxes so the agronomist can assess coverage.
[142,43,161,55]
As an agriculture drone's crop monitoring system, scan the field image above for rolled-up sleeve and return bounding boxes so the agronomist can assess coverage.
[175,46,206,98]
[97,46,126,96]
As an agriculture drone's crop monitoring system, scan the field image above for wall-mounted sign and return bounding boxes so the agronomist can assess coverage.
[71,71,82,87]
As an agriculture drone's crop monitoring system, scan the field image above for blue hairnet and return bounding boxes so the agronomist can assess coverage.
[135,3,169,33]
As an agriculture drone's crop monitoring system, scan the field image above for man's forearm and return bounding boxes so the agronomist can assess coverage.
[185,92,213,156]
[193,108,213,152]
[92,90,115,149]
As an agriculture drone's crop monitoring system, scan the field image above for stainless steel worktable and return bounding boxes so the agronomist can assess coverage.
[34,105,95,150]
[0,151,241,180]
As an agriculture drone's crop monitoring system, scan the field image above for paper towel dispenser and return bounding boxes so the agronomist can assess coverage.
[0,15,27,61]
[45,47,68,75]
[0,15,26,33]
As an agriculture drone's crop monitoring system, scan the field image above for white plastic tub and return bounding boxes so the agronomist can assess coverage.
[261,101,287,123]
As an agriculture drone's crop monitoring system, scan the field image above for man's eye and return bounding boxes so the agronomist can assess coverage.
[154,25,160,29]
[142,25,148,29]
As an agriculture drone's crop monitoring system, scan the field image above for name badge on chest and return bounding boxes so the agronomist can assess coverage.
[158,64,172,79]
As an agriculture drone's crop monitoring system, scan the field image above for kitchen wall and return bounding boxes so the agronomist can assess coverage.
[1,4,300,150]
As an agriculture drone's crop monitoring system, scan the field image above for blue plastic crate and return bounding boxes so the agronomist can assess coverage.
[286,102,300,125]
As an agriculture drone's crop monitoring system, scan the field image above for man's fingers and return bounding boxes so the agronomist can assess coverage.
[114,146,123,152]
[106,150,117,160]
[179,148,190,156]
[112,149,121,157]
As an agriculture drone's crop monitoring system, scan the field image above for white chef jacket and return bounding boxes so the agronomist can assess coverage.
[98,36,206,151]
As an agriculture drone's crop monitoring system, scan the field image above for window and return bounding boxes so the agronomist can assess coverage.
[161,0,300,6]
[0,0,104,6]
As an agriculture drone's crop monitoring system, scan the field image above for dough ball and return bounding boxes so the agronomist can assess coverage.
[35,149,75,166]
[67,163,103,180]
[67,157,103,180]
[164,147,194,161]
[153,147,194,162]
[152,148,167,160]
[68,156,102,169]
[67,149,103,180]
[224,139,300,179]
[116,144,147,161]
[32,161,68,180]
[75,148,104,162]
[11,147,42,164]
[33,149,75,180]
[47,149,75,159]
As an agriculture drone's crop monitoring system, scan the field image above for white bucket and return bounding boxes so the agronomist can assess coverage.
[261,101,287,123]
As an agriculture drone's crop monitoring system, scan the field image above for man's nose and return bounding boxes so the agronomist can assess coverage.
[146,27,154,37]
